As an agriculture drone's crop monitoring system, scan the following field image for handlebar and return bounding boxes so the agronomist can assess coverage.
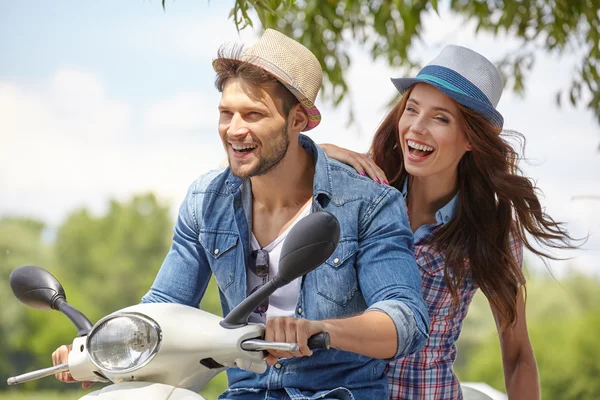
[7,334,332,386]
[307,332,330,350]
[241,340,299,352]
[241,332,331,353]
[7,362,69,386]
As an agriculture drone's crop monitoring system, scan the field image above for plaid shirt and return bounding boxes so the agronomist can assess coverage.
[389,183,523,399]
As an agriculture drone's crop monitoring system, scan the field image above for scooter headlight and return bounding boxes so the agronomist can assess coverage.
[86,313,162,373]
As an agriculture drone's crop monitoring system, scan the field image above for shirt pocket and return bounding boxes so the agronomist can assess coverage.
[199,229,239,292]
[316,240,359,306]
[416,246,445,276]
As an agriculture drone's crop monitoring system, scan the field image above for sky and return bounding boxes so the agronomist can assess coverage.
[1,1,599,277]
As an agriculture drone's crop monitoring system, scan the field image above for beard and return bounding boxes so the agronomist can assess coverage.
[230,125,290,179]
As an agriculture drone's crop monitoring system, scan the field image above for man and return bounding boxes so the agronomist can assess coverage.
[54,29,428,399]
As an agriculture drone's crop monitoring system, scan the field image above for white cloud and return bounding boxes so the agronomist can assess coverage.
[168,18,258,58]
[144,91,217,132]
[0,68,225,226]
[146,11,260,60]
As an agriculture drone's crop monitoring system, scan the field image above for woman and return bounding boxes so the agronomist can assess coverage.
[321,45,576,399]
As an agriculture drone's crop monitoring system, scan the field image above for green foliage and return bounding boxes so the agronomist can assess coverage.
[452,0,600,123]
[54,194,173,320]
[2,195,599,398]
[0,391,87,400]
[200,371,228,399]
[0,217,55,387]
[456,274,600,398]
[261,1,427,106]
[163,0,600,131]
[1,193,230,396]
[271,0,599,123]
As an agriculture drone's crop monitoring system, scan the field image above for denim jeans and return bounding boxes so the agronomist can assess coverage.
[219,387,355,400]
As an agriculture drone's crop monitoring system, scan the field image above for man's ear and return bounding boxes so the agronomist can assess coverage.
[289,104,308,133]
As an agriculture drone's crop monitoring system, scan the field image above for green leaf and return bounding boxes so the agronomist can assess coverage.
[224,0,600,126]
[569,88,577,106]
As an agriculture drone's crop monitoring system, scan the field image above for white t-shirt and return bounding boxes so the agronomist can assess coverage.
[247,202,312,324]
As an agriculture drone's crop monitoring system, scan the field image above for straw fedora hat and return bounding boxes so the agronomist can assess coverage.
[214,29,323,131]
[391,45,505,128]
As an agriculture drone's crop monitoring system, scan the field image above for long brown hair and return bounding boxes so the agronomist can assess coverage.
[372,87,577,328]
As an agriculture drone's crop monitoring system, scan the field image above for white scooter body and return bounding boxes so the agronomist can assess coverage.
[69,303,266,399]
[80,382,207,400]
[7,211,340,400]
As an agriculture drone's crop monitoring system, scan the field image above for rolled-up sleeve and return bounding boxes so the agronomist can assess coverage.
[367,299,426,359]
[357,187,429,360]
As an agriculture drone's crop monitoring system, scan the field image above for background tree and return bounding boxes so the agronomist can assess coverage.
[166,0,600,143]
[54,194,173,320]
[0,195,227,398]
[0,218,54,388]
[455,274,600,398]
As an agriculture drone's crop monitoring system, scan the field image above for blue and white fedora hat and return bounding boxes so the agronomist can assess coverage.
[391,45,504,128]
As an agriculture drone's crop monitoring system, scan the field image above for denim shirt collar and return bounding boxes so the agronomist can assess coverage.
[223,134,333,204]
[400,178,460,225]
[299,134,333,202]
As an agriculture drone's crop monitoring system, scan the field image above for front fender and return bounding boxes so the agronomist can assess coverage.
[79,382,207,400]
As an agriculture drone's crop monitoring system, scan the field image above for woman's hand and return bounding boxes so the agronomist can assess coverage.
[319,143,389,184]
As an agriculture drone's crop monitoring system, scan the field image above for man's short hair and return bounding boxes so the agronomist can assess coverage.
[213,46,300,116]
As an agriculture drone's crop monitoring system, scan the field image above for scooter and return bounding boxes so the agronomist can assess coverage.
[7,211,340,400]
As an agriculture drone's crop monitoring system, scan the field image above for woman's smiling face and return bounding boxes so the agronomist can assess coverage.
[398,83,472,180]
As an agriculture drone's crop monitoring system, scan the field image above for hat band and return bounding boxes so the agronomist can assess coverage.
[417,65,493,106]
[242,53,298,89]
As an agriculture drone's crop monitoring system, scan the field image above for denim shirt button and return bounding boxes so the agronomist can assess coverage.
[297,307,302,314]
[274,363,282,369]
[213,249,219,255]
[333,257,340,264]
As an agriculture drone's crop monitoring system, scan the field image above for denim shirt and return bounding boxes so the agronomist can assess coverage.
[142,135,429,399]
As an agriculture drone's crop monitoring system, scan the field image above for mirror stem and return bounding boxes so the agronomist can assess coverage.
[220,277,289,329]
[55,298,93,336]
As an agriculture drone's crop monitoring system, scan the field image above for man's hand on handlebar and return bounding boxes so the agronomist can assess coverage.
[51,344,95,389]
[264,317,327,366]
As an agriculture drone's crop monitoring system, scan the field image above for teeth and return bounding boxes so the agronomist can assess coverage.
[232,143,257,150]
[407,140,434,152]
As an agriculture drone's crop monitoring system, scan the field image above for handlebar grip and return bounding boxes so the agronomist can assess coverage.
[7,363,69,386]
[307,332,330,350]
